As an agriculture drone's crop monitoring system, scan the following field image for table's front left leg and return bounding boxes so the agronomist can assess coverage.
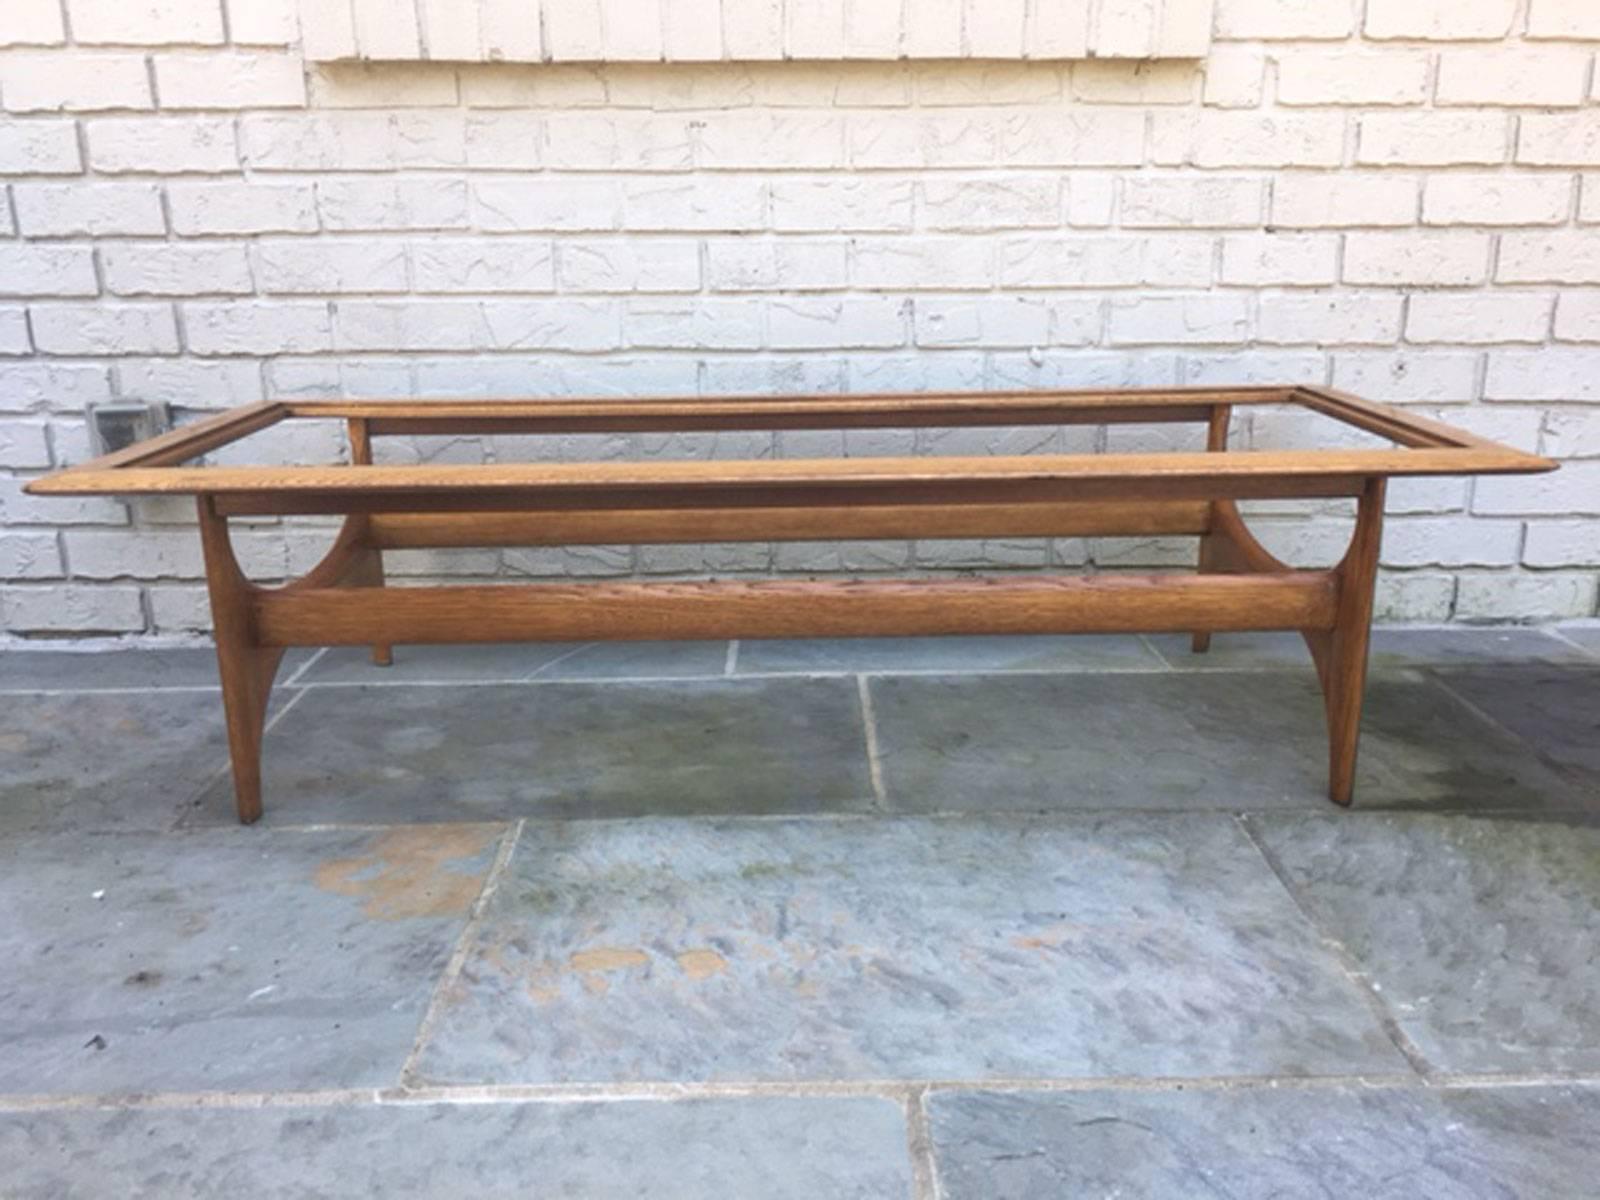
[197,496,285,825]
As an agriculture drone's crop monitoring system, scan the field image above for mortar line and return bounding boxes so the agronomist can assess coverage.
[171,687,311,831]
[724,639,740,676]
[904,1085,943,1200]
[19,1069,1600,1115]
[1545,626,1600,661]
[397,819,525,1090]
[1416,669,1569,777]
[857,674,890,812]
[523,641,600,681]
[1234,813,1436,1081]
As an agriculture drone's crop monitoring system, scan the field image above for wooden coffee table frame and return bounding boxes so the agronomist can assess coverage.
[28,384,1553,824]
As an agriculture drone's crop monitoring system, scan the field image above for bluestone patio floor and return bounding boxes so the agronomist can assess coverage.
[1,625,1597,1197]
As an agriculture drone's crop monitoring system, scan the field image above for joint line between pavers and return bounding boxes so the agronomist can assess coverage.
[523,642,599,682]
[1419,669,1572,780]
[904,1085,944,1200]
[1234,813,1436,1081]
[1545,626,1600,662]
[397,818,525,1091]
[171,686,312,832]
[857,674,890,813]
[724,639,740,676]
[279,647,329,689]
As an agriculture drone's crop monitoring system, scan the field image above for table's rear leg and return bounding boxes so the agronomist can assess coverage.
[347,417,393,668]
[1190,404,1232,654]
[197,497,284,825]
[1305,478,1386,806]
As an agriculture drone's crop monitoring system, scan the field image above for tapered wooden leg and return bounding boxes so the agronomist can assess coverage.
[346,417,393,667]
[198,497,285,825]
[1305,478,1386,807]
[1191,404,1232,654]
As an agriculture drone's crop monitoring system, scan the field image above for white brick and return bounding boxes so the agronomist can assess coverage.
[460,65,603,108]
[239,113,395,170]
[1476,462,1600,514]
[662,0,722,59]
[31,304,179,355]
[0,307,27,354]
[1407,294,1554,345]
[1271,174,1417,228]
[1523,520,1600,567]
[558,240,702,293]
[0,531,61,578]
[1382,517,1522,567]
[118,358,263,407]
[0,418,50,467]
[1071,61,1196,105]
[310,64,453,111]
[1150,111,1344,168]
[70,0,224,45]
[772,178,913,232]
[102,242,252,297]
[0,51,152,112]
[1358,114,1507,167]
[913,295,1052,348]
[1422,175,1571,227]
[1485,349,1600,401]
[1344,233,1490,286]
[332,299,620,352]
[0,120,79,173]
[1120,176,1261,227]
[85,117,238,173]
[1365,0,1515,40]
[254,239,408,294]
[1274,51,1429,106]
[474,179,622,232]
[768,297,904,349]
[1528,0,1600,38]
[546,114,696,171]
[1203,47,1265,108]
[1498,233,1600,284]
[1182,351,1326,388]
[1258,292,1405,345]
[13,183,163,236]
[722,0,784,59]
[1436,48,1590,107]
[850,238,992,290]
[1542,409,1600,458]
[0,475,124,525]
[915,62,1058,107]
[153,52,306,109]
[999,234,1213,288]
[1,585,144,633]
[918,177,1059,231]
[227,0,296,44]
[1517,114,1600,166]
[1582,176,1600,224]
[1213,0,1354,39]
[997,111,1146,167]
[849,112,1000,168]
[706,240,847,291]
[184,302,331,354]
[699,112,845,169]
[412,239,556,293]
[1554,292,1600,343]
[464,113,543,169]
[623,178,765,231]
[1108,294,1250,346]
[1456,572,1598,622]
[0,245,97,297]
[0,363,113,414]
[0,0,65,45]
[625,299,762,350]
[167,181,316,234]
[1066,174,1116,226]
[317,178,469,231]
[1220,234,1338,285]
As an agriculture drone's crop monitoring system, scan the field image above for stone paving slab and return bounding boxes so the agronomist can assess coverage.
[0,691,242,835]
[1145,627,1590,671]
[868,670,1581,813]
[1557,624,1600,657]
[300,640,730,685]
[185,677,876,827]
[0,825,503,1094]
[735,634,1167,675]
[0,1096,914,1198]
[1248,812,1600,1075]
[411,814,1403,1086]
[928,1084,1600,1199]
[0,647,314,692]
[1430,666,1600,785]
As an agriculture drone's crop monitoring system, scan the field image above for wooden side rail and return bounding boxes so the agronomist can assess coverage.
[251,573,1340,648]
[367,499,1214,548]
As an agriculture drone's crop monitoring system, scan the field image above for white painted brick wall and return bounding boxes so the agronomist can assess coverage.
[0,0,1598,637]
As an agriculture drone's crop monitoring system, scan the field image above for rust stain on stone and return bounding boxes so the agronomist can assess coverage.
[570,947,650,973]
[314,825,496,920]
[676,948,728,980]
